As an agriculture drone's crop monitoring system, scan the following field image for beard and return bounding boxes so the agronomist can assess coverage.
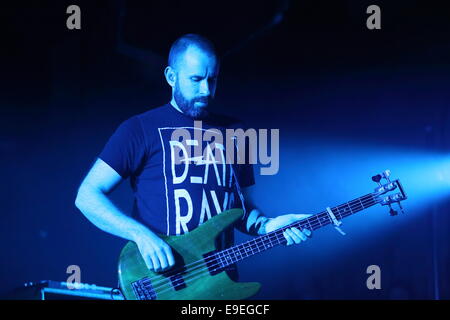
[173,86,211,119]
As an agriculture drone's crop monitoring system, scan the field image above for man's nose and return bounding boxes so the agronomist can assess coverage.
[199,79,210,96]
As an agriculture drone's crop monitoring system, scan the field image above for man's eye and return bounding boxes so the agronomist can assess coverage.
[191,77,201,81]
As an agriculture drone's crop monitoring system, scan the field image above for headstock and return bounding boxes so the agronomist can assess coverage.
[372,170,407,216]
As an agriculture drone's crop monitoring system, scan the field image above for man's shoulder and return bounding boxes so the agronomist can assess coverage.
[135,104,171,121]
[205,111,245,129]
[111,105,169,137]
[120,104,173,131]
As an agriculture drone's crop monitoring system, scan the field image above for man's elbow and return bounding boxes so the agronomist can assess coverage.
[74,185,86,211]
[74,182,96,211]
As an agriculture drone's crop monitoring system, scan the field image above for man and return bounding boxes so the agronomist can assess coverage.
[75,34,311,278]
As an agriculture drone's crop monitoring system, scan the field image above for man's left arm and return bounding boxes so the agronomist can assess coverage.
[236,186,312,245]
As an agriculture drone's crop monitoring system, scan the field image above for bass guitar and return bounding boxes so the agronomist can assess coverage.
[118,170,407,300]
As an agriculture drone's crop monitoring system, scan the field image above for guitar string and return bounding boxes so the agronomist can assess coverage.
[145,196,378,298]
[139,195,376,293]
[135,195,377,297]
[144,193,376,285]
[147,194,375,280]
[137,194,376,293]
[138,194,375,290]
[142,196,377,297]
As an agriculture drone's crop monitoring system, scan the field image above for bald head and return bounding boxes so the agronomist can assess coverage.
[168,34,218,70]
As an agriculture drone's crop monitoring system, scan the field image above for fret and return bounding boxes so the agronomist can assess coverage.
[345,203,352,214]
[314,215,322,228]
[342,203,352,216]
[229,248,237,263]
[255,237,262,251]
[306,216,315,229]
[218,251,225,268]
[337,206,344,219]
[245,242,253,256]
[278,231,284,244]
[346,202,354,213]
[224,251,233,265]
[352,198,363,212]
[241,244,250,258]
[250,239,257,254]
[213,192,379,268]
[258,238,264,251]
[220,251,227,267]
[316,214,323,227]
[358,198,365,210]
[248,240,256,255]
[221,250,229,266]
[332,207,342,220]
[234,247,240,262]
[273,231,282,245]
[261,236,267,250]
[257,237,265,252]
[235,248,242,263]
[341,203,351,217]
[319,213,330,226]
[346,201,354,214]
[347,202,354,213]
[225,251,232,266]
[234,247,243,262]
[269,235,274,247]
[264,235,273,248]
[225,251,230,266]
[358,197,364,209]
[305,218,313,230]
[240,246,247,259]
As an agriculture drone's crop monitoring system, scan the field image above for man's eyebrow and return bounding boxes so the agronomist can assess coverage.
[189,74,217,79]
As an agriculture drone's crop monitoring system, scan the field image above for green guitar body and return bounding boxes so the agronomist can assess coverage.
[118,208,261,300]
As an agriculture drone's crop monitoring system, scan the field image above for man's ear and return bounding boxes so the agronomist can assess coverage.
[164,66,176,87]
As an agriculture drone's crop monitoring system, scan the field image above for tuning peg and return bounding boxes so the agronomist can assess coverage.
[389,204,398,216]
[382,170,392,183]
[372,174,382,185]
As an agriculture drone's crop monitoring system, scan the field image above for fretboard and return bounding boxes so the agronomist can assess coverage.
[214,193,378,268]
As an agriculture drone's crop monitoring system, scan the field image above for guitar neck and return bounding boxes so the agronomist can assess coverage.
[215,193,378,267]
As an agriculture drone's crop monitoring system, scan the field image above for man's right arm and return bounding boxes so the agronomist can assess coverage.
[74,158,175,272]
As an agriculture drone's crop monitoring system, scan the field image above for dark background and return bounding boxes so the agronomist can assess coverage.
[1,0,450,299]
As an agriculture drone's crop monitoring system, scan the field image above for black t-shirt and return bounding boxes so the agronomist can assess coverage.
[99,103,255,238]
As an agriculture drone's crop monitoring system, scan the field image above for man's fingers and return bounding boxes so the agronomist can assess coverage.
[155,248,169,271]
[283,231,294,245]
[284,229,298,244]
[149,252,161,272]
[283,227,311,246]
[163,246,176,267]
[143,255,154,270]
[291,227,307,241]
[285,229,302,244]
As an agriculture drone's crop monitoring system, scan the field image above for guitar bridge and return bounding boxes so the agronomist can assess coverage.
[131,278,157,300]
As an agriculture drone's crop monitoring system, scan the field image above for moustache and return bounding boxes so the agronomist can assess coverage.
[193,96,210,104]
